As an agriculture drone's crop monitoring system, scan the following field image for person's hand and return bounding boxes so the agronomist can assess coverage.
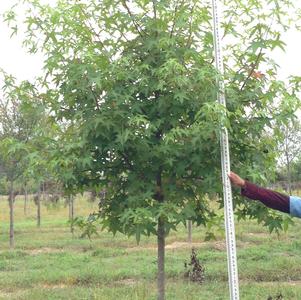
[228,171,245,188]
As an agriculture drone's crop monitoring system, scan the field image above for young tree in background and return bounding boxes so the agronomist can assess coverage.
[0,72,32,248]
[0,148,20,249]
[0,70,57,233]
[23,180,28,215]
[23,99,58,228]
[5,0,301,298]
[277,119,301,193]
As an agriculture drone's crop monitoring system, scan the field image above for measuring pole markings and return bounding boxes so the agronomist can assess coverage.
[211,0,240,299]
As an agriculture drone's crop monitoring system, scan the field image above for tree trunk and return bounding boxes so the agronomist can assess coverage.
[155,165,165,300]
[287,164,292,194]
[286,154,292,194]
[37,185,41,227]
[284,134,292,195]
[9,180,14,249]
[187,220,192,244]
[42,181,46,201]
[24,182,28,216]
[68,195,74,234]
[157,216,165,300]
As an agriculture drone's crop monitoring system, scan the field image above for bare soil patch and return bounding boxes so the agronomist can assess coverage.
[25,247,64,255]
[166,242,204,250]
[247,232,269,238]
[0,291,12,298]
[264,280,301,286]
[127,241,206,252]
[41,283,67,289]
[116,279,138,286]
[241,280,301,286]
[211,241,226,251]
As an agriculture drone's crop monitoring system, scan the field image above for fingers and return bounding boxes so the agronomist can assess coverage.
[228,171,237,182]
[228,171,245,187]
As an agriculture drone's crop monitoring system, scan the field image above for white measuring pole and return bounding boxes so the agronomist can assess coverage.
[211,0,240,299]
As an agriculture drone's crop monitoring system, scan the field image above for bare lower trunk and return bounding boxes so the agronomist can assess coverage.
[287,162,292,195]
[157,216,165,300]
[42,182,46,201]
[9,180,14,249]
[24,183,28,216]
[285,140,292,194]
[155,145,165,300]
[68,195,74,234]
[37,186,41,227]
[187,220,192,243]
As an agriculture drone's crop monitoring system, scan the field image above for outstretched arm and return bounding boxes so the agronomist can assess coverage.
[228,172,289,214]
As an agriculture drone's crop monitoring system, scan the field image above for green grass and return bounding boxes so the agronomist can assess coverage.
[1,194,301,299]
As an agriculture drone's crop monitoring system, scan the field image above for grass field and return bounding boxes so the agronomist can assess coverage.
[1,194,301,300]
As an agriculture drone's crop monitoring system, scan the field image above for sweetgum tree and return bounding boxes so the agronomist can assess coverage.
[5,0,300,298]
[0,71,45,247]
[0,68,61,234]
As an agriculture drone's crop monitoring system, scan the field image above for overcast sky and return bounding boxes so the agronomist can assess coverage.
[0,1,301,83]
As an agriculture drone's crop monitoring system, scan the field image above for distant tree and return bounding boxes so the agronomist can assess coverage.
[68,195,75,235]
[187,220,192,244]
[23,180,28,215]
[277,119,301,193]
[25,115,58,227]
[5,0,301,298]
[0,69,57,233]
[291,158,301,183]
[0,72,33,248]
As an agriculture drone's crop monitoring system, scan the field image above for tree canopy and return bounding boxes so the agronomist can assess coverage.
[2,0,301,298]
[4,0,299,235]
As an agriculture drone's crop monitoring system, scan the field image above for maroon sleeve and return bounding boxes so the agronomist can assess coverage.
[241,181,289,214]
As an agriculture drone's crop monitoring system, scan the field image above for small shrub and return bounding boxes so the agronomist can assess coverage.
[184,248,205,284]
[70,214,99,241]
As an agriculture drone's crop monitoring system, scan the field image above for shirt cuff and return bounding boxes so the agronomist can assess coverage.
[290,196,301,218]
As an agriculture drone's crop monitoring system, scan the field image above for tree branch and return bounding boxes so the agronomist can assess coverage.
[239,17,274,91]
[152,0,157,20]
[169,2,180,39]
[77,4,112,63]
[185,2,196,48]
[222,15,234,40]
[239,47,263,91]
[121,0,145,37]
